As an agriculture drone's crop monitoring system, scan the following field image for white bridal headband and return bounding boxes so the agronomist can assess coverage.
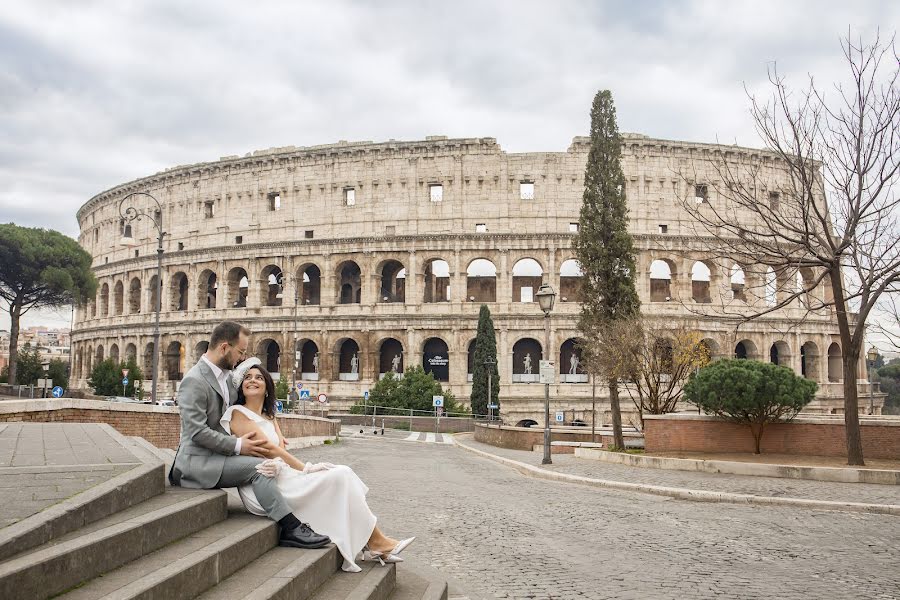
[231,356,262,388]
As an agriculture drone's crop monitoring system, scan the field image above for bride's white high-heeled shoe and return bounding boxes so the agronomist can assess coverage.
[362,546,404,566]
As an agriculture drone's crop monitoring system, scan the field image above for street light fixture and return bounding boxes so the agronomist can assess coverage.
[535,283,556,465]
[867,345,878,415]
[119,192,164,405]
[484,355,496,424]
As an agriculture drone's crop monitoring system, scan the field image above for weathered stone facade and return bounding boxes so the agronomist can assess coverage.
[70,134,878,423]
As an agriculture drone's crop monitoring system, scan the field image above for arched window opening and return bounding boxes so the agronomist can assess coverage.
[800,341,819,381]
[169,272,189,311]
[194,341,209,365]
[142,343,154,374]
[466,259,497,303]
[734,340,758,360]
[559,259,584,303]
[257,339,281,379]
[99,283,110,316]
[770,341,790,367]
[700,339,719,362]
[379,260,406,303]
[198,270,217,309]
[109,343,120,364]
[128,278,142,314]
[423,259,450,303]
[691,262,711,303]
[261,266,284,307]
[422,338,449,382]
[227,268,249,308]
[560,339,587,383]
[299,340,320,380]
[649,260,672,302]
[165,341,184,381]
[827,342,842,382]
[113,281,124,315]
[512,338,542,383]
[338,339,361,380]
[96,345,104,363]
[379,338,404,379]
[512,258,543,303]
[298,265,321,305]
[124,343,137,363]
[730,264,746,302]
[337,262,361,305]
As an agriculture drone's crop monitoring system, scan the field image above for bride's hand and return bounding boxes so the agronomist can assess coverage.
[255,458,285,478]
[302,462,337,474]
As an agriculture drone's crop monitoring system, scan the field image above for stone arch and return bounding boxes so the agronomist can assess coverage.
[512,258,543,303]
[422,337,449,382]
[75,347,84,380]
[165,341,184,381]
[466,338,477,382]
[466,258,497,303]
[128,277,142,314]
[560,338,587,382]
[649,259,674,302]
[423,258,450,303]
[143,342,154,374]
[227,267,249,308]
[512,337,542,383]
[515,419,539,428]
[296,263,321,305]
[124,343,137,362]
[378,338,404,377]
[85,345,93,376]
[256,338,281,377]
[297,340,320,380]
[559,259,584,303]
[656,337,675,374]
[377,259,406,303]
[260,264,284,307]
[336,338,361,380]
[96,344,105,363]
[198,270,218,309]
[828,342,842,382]
[691,261,712,303]
[194,341,209,364]
[770,340,791,367]
[700,338,721,361]
[734,339,759,360]
[169,272,189,311]
[99,283,109,316]
[113,281,124,315]
[730,263,746,302]
[109,343,120,364]
[336,261,362,304]
[800,341,819,381]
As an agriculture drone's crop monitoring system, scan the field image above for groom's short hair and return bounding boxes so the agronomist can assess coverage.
[210,321,250,347]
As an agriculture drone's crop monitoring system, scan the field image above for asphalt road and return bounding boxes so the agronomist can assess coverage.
[294,432,900,600]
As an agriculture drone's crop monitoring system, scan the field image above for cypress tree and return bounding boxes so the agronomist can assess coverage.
[573,90,641,449]
[470,304,500,417]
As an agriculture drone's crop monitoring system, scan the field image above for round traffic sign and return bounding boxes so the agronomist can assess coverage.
[51,386,64,398]
[317,393,327,404]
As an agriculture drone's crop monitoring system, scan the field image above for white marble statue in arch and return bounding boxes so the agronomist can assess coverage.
[350,353,359,374]
[391,354,401,373]
[523,353,532,375]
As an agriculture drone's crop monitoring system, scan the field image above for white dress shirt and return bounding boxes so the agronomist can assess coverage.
[201,355,241,455]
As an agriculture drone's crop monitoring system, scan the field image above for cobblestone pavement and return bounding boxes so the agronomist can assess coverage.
[456,436,900,506]
[0,423,141,527]
[294,435,900,600]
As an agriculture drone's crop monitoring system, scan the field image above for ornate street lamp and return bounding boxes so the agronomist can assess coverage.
[484,355,497,424]
[535,283,556,465]
[119,192,164,404]
[867,345,878,415]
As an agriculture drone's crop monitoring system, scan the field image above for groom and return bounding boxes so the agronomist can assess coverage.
[171,320,330,549]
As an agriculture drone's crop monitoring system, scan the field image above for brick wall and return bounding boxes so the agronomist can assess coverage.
[473,423,639,451]
[0,399,339,450]
[644,414,900,459]
[335,413,476,433]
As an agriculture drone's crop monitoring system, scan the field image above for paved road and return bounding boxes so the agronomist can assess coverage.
[295,433,900,600]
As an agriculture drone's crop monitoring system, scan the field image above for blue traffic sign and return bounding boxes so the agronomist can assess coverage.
[276,401,284,413]
[122,377,129,386]
[299,390,311,399]
[51,386,64,398]
[364,391,369,400]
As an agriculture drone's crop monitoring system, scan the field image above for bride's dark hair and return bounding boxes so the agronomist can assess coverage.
[235,365,277,418]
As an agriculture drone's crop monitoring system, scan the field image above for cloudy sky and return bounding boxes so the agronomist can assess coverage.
[1,0,896,334]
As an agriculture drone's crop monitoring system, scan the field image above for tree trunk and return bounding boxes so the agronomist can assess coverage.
[830,265,865,466]
[609,378,625,450]
[750,422,764,454]
[7,304,21,385]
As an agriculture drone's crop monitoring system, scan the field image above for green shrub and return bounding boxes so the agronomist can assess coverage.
[683,359,816,453]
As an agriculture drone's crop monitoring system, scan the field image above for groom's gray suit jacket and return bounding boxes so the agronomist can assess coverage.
[172,360,239,489]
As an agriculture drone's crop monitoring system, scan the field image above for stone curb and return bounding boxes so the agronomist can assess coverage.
[453,434,900,516]
[573,447,900,486]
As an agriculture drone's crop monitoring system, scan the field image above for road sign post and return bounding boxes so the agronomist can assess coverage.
[122,376,129,398]
[433,396,444,435]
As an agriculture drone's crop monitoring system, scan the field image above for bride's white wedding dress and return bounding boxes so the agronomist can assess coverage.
[221,405,377,572]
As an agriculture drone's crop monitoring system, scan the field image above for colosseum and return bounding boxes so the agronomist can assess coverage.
[70,133,880,423]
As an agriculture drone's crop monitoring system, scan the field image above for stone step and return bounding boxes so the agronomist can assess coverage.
[388,566,449,600]
[57,513,276,600]
[196,545,341,600]
[127,436,176,484]
[307,560,396,600]
[0,488,227,600]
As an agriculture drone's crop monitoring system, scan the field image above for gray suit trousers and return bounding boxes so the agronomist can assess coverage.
[217,456,293,522]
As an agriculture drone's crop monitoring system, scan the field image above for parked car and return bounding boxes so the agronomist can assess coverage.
[106,396,138,403]
[156,400,176,407]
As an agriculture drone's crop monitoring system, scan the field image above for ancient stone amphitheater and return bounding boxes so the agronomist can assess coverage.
[70,134,871,423]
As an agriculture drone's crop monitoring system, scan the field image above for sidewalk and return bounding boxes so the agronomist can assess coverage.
[454,434,900,509]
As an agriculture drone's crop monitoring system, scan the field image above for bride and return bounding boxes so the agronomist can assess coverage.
[221,358,414,572]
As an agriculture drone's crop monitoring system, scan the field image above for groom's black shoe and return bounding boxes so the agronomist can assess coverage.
[279,522,330,549]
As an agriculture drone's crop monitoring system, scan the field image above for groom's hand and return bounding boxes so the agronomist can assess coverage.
[238,432,268,458]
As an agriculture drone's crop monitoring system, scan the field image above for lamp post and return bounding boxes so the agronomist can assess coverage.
[535,283,556,465]
[866,345,878,415]
[119,192,164,405]
[484,355,496,424]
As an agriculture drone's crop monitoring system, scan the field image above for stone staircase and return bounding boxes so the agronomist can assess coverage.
[0,432,447,600]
